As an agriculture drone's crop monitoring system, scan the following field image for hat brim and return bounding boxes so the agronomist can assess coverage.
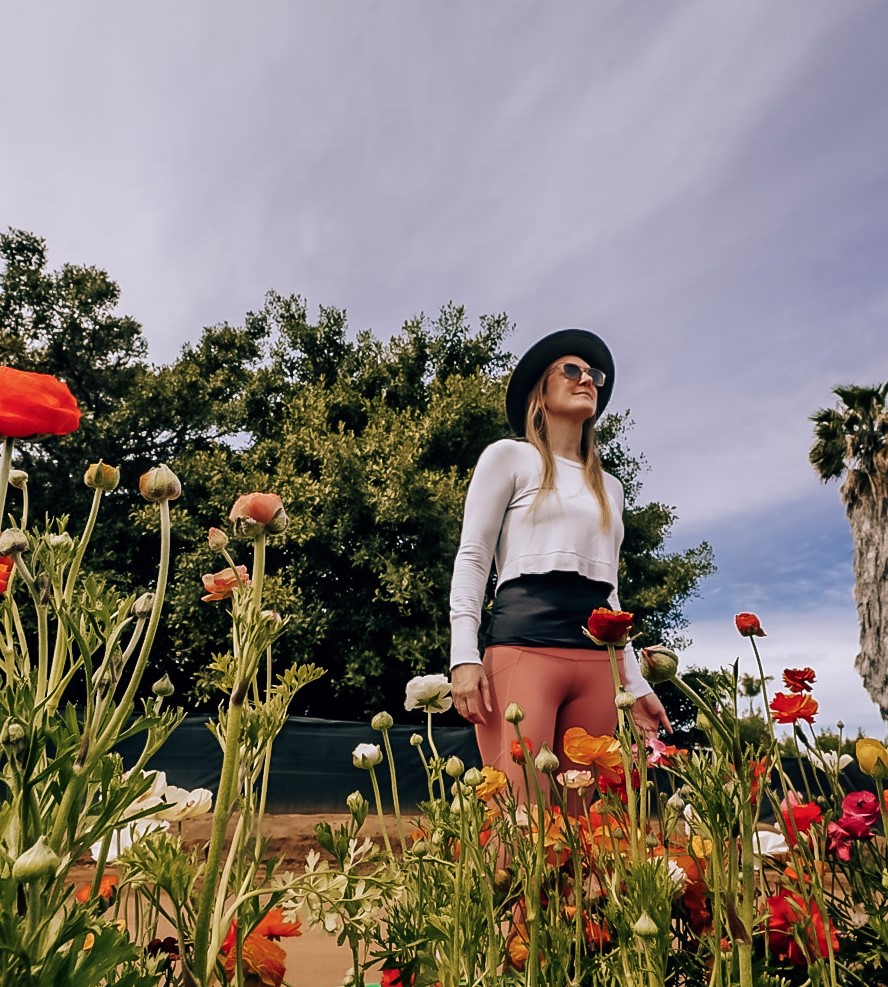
[505,328,615,436]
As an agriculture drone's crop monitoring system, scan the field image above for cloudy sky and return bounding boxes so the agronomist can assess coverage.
[2,2,886,734]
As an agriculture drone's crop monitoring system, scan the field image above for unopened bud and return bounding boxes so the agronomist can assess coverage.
[132,593,155,619]
[8,469,28,489]
[666,792,685,813]
[534,743,560,774]
[208,527,229,551]
[0,718,26,751]
[138,464,182,503]
[615,689,636,710]
[639,645,679,684]
[12,836,59,883]
[151,673,175,697]
[836,720,844,731]
[504,702,525,724]
[412,839,428,856]
[463,767,484,788]
[84,462,120,492]
[409,733,423,747]
[493,868,512,893]
[0,529,28,555]
[445,756,465,778]
[47,532,74,552]
[261,609,283,627]
[371,711,394,731]
[881,869,888,891]
[632,911,658,939]
[36,573,52,606]
[346,790,368,816]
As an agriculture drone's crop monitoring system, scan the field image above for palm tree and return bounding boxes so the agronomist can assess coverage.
[810,383,888,718]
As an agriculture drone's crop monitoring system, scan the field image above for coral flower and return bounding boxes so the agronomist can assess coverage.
[766,890,838,965]
[201,566,250,602]
[0,555,13,595]
[769,692,818,724]
[734,612,766,637]
[222,909,301,954]
[0,366,81,438]
[475,766,508,801]
[780,791,823,844]
[229,492,288,536]
[222,932,286,986]
[782,667,816,693]
[562,728,622,782]
[586,608,633,644]
[510,736,534,764]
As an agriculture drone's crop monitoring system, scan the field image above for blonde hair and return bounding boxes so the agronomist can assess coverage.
[524,376,612,529]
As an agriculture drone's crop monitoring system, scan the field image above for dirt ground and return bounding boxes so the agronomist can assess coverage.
[70,813,391,987]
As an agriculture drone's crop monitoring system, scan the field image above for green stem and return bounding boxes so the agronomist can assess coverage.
[606,643,640,864]
[380,726,406,853]
[367,764,392,856]
[0,436,14,530]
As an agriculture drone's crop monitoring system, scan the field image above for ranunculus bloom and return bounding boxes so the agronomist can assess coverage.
[827,820,855,861]
[74,874,119,908]
[766,890,838,965]
[222,932,286,986]
[586,608,633,644]
[404,674,453,713]
[222,909,301,954]
[769,692,819,724]
[0,556,12,595]
[556,769,594,790]
[782,667,816,692]
[510,736,534,764]
[475,765,508,800]
[201,565,250,602]
[229,492,288,536]
[381,966,415,986]
[151,785,213,822]
[0,366,81,438]
[780,791,823,844]
[352,742,383,769]
[562,727,622,782]
[734,612,766,637]
[838,790,880,838]
[856,738,888,778]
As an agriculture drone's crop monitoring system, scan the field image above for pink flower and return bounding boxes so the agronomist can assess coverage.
[827,821,855,861]
[837,791,880,838]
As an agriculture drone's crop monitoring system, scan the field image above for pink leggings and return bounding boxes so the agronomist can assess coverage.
[475,645,625,801]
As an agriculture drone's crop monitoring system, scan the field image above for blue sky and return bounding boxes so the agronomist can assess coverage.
[2,2,886,734]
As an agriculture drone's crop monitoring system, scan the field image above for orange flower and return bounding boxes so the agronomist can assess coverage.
[0,366,81,438]
[770,692,818,724]
[782,667,816,693]
[586,608,633,644]
[74,873,119,909]
[0,556,13,595]
[510,736,534,763]
[562,728,622,782]
[223,933,286,986]
[253,908,301,940]
[475,766,508,800]
[229,493,288,536]
[201,565,250,602]
[734,612,766,637]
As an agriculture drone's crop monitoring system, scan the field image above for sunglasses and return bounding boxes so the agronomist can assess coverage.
[549,362,606,388]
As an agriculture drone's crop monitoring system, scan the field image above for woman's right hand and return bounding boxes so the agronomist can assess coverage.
[451,663,493,724]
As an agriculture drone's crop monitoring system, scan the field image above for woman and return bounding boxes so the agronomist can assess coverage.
[449,328,671,792]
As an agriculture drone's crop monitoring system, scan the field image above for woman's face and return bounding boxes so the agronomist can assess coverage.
[540,353,599,423]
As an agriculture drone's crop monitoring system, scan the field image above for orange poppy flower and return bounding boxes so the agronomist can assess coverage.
[0,366,81,438]
[562,728,622,782]
[0,556,13,595]
[74,873,119,909]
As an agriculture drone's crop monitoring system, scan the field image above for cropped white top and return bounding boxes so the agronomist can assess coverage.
[449,438,652,697]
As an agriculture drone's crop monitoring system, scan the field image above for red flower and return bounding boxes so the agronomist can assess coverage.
[749,756,771,806]
[510,736,534,764]
[838,790,880,838]
[201,565,250,602]
[586,608,633,644]
[0,367,81,438]
[766,890,838,965]
[782,667,816,693]
[222,933,286,986]
[770,692,818,724]
[381,968,415,987]
[780,791,823,844]
[146,936,179,971]
[734,612,766,637]
[827,821,855,861]
[0,556,13,595]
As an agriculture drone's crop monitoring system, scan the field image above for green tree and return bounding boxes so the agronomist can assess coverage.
[810,383,888,719]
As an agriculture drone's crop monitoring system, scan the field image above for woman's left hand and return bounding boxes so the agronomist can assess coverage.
[630,691,672,740]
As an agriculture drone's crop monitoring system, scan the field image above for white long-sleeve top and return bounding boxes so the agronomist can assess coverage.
[449,438,652,698]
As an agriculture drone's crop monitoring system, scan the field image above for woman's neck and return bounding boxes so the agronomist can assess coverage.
[546,418,586,463]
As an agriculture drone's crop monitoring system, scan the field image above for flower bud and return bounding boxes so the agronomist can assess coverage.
[139,464,182,503]
[208,527,229,551]
[504,702,525,724]
[8,469,28,489]
[132,593,155,619]
[639,645,679,684]
[409,733,423,747]
[152,673,175,697]
[0,718,26,753]
[632,911,658,939]
[0,529,28,555]
[352,743,383,769]
[445,756,465,778]
[463,767,484,788]
[47,532,74,552]
[615,689,636,710]
[346,790,368,816]
[411,839,428,856]
[666,791,686,813]
[12,835,60,883]
[371,711,394,731]
[882,869,888,891]
[84,462,120,492]
[534,743,560,774]
[493,868,512,894]
[836,720,844,731]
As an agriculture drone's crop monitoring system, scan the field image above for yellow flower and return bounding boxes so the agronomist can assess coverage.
[856,738,888,779]
[475,765,508,801]
[691,835,714,857]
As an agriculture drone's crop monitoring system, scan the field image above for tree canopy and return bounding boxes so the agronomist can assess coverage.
[1,229,715,719]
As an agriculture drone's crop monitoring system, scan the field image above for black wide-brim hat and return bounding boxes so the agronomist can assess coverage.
[505,327,615,436]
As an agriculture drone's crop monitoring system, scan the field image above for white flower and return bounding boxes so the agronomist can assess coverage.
[123,768,168,814]
[665,858,687,890]
[556,769,593,790]
[352,743,383,769]
[807,749,853,773]
[151,785,213,822]
[752,829,789,869]
[90,818,169,863]
[404,674,453,713]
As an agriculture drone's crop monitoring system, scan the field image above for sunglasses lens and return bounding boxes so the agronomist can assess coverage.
[562,363,582,381]
[561,363,604,386]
